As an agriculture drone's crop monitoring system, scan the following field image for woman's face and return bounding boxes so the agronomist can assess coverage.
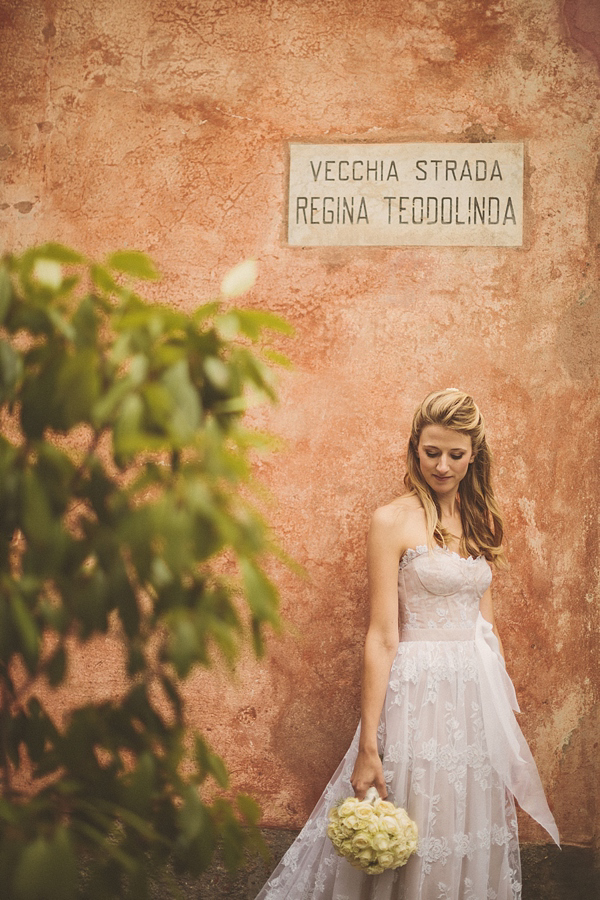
[417,425,474,495]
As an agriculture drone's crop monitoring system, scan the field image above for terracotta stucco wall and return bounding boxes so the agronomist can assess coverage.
[1,0,599,853]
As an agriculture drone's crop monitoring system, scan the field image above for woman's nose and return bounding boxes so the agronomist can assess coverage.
[436,456,449,473]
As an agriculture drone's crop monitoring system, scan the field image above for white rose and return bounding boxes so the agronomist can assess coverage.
[373,833,391,852]
[376,800,396,815]
[377,851,395,869]
[338,799,359,818]
[381,815,401,834]
[351,832,373,852]
[355,805,377,822]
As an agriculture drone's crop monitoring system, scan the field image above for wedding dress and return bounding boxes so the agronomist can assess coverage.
[254,545,559,900]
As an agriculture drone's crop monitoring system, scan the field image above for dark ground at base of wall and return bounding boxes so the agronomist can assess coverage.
[158,829,600,900]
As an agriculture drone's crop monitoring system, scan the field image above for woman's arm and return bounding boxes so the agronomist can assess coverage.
[479,585,505,660]
[350,506,402,800]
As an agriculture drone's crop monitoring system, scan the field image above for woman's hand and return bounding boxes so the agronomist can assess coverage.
[350,747,387,800]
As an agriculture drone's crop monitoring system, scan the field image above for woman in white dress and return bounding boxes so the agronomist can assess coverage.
[255,389,559,900]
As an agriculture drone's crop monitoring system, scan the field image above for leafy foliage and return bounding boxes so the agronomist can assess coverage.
[0,245,292,899]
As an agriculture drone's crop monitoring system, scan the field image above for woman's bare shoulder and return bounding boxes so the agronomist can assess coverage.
[371,492,424,530]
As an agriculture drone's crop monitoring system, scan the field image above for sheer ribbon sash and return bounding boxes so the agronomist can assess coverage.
[400,616,560,846]
[474,613,560,846]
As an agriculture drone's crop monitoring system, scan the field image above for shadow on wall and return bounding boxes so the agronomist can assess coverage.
[556,702,600,860]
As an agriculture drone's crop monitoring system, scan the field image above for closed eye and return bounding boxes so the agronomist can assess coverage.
[424,451,465,459]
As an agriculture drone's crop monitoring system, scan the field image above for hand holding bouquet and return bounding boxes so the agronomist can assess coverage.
[327,787,418,875]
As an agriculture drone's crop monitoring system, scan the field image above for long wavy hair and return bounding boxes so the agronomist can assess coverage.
[404,389,506,566]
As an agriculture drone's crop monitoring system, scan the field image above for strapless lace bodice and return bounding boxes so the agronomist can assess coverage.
[398,544,492,631]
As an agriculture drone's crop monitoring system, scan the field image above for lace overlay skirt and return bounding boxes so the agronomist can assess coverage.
[255,636,521,900]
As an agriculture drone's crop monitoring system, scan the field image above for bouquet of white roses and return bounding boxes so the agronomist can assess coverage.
[327,787,418,875]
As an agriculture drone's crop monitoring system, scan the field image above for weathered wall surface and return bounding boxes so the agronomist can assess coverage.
[1,0,599,857]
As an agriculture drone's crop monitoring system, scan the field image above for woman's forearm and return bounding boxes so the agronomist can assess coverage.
[358,629,398,752]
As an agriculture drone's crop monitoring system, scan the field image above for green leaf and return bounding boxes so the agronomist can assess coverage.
[218,806,245,871]
[113,392,144,461]
[239,558,279,625]
[177,785,213,847]
[234,307,294,338]
[168,614,199,678]
[36,443,76,515]
[113,567,140,639]
[237,793,262,826]
[90,262,120,293]
[10,592,40,670]
[194,736,229,788]
[92,376,137,427]
[72,294,99,348]
[0,266,13,323]
[55,348,101,427]
[47,307,76,341]
[33,243,84,264]
[162,359,201,440]
[107,250,159,281]
[0,338,23,401]
[13,826,77,900]
[263,347,292,368]
[21,469,55,546]
[122,751,156,815]
[192,300,219,325]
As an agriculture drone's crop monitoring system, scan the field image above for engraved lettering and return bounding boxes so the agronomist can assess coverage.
[488,197,500,225]
[384,196,395,224]
[473,196,485,224]
[503,196,516,224]
[296,196,308,224]
[475,160,487,181]
[412,197,424,224]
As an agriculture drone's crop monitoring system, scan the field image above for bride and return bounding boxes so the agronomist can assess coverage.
[255,389,558,900]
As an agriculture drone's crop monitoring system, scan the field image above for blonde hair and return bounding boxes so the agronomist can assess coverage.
[404,389,506,566]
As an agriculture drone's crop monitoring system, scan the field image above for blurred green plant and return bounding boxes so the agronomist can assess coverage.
[0,245,292,899]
